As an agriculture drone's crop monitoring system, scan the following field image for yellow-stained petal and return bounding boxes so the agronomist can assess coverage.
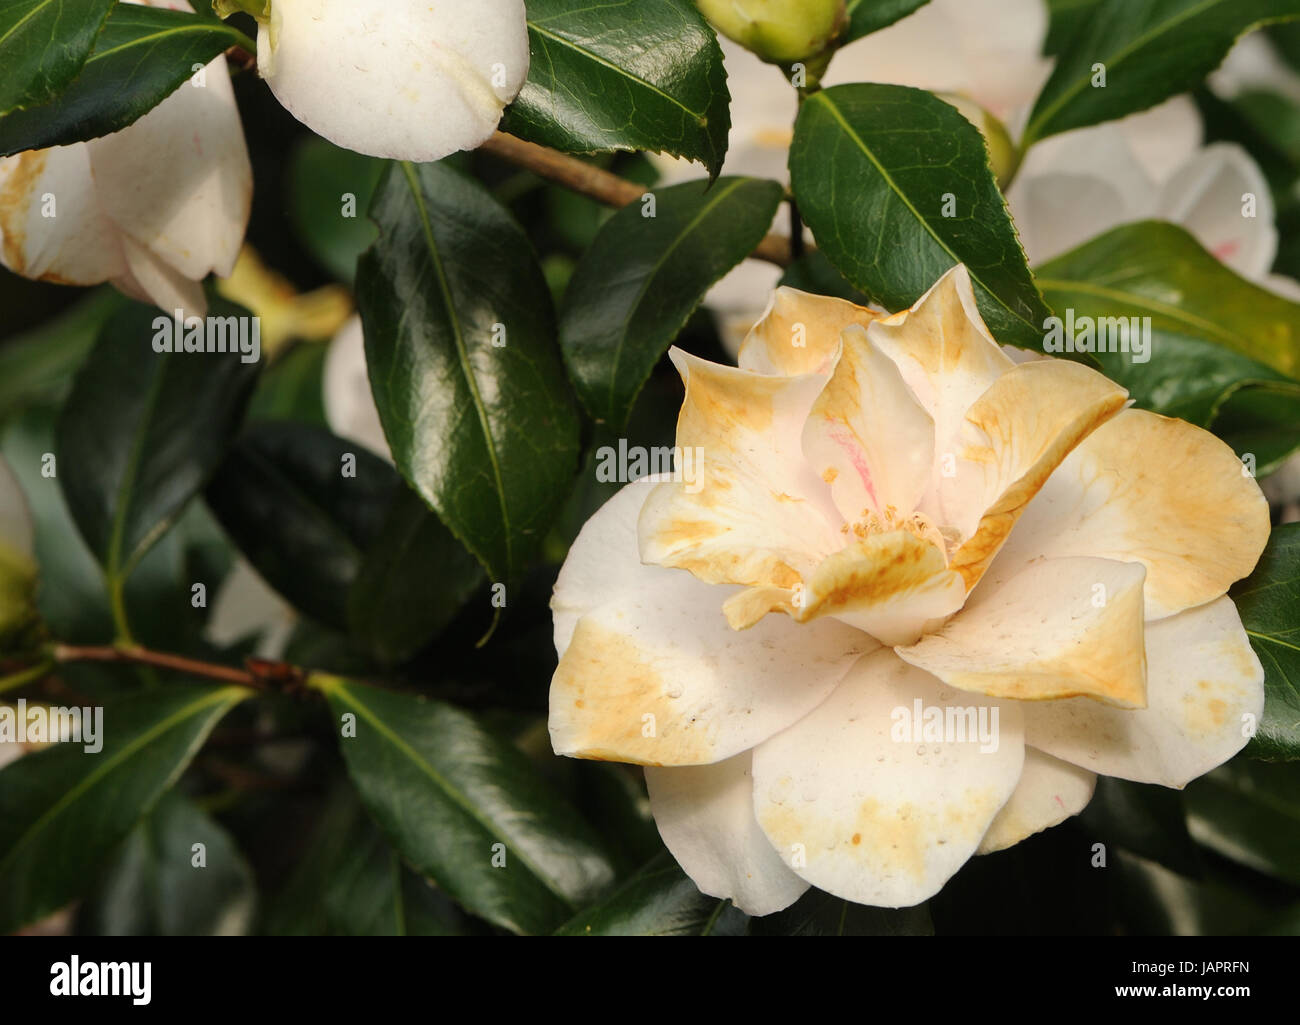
[897,557,1148,706]
[0,146,125,285]
[1024,596,1264,788]
[942,359,1129,589]
[990,408,1270,619]
[551,481,872,767]
[737,286,879,377]
[801,324,935,521]
[638,349,844,590]
[867,265,1013,485]
[751,649,1025,908]
[977,748,1096,854]
[645,753,809,916]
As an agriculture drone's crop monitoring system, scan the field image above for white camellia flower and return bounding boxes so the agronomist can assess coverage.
[0,0,250,316]
[322,315,391,462]
[255,0,530,162]
[548,267,1270,912]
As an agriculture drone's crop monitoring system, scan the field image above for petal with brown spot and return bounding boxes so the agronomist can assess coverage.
[737,285,879,377]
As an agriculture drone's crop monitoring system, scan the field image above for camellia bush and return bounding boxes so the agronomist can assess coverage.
[1,0,1299,939]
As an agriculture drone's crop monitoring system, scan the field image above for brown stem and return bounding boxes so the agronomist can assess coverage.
[51,643,273,691]
[480,132,794,267]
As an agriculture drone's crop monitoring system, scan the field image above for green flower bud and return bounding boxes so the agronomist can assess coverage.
[212,0,270,22]
[937,93,1022,190]
[697,0,847,64]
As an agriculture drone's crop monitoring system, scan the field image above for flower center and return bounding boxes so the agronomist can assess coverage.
[841,505,961,559]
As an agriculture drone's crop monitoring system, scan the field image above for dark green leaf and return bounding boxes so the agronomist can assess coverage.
[0,4,250,156]
[504,0,731,175]
[0,684,248,933]
[555,854,748,936]
[318,676,615,935]
[1023,0,1300,145]
[1077,777,1202,875]
[347,488,484,665]
[1034,222,1300,438]
[1043,0,1104,56]
[56,300,260,614]
[559,176,783,427]
[81,790,256,936]
[1184,759,1300,884]
[356,161,580,584]
[749,888,933,935]
[844,0,930,42]
[791,83,1050,345]
[261,787,479,936]
[1232,525,1300,759]
[0,0,115,117]
[286,137,384,284]
[245,343,329,427]
[204,422,400,629]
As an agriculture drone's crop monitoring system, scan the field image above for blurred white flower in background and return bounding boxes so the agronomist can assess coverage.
[322,316,391,463]
[256,0,530,162]
[0,0,251,317]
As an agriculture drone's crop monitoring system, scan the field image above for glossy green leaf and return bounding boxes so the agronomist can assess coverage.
[790,83,1050,345]
[1232,525,1300,759]
[504,0,730,175]
[56,300,260,625]
[80,790,256,936]
[843,0,930,42]
[1043,0,1104,56]
[1023,0,1300,145]
[0,4,250,156]
[0,0,114,117]
[1185,759,1300,884]
[347,489,484,665]
[554,854,747,936]
[204,422,400,630]
[1035,221,1300,430]
[559,176,783,427]
[0,684,249,933]
[245,343,329,427]
[0,287,124,422]
[317,676,615,935]
[356,161,581,585]
[1078,777,1201,875]
[286,137,384,284]
[749,888,934,935]
[261,787,479,936]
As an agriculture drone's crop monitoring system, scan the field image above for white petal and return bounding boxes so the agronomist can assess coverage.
[204,558,297,660]
[990,408,1271,620]
[645,752,808,916]
[801,324,935,520]
[1117,95,1204,185]
[114,235,208,317]
[898,556,1149,707]
[752,649,1025,908]
[87,55,249,282]
[638,349,844,590]
[258,0,529,161]
[324,316,391,461]
[1157,142,1277,279]
[978,747,1096,854]
[1024,597,1265,788]
[550,481,873,766]
[0,145,125,285]
[737,286,877,378]
[1008,171,1132,266]
[705,259,784,363]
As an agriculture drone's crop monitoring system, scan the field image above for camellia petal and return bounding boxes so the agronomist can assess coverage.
[898,556,1148,707]
[1023,597,1264,788]
[638,349,844,590]
[737,286,878,377]
[551,481,873,766]
[977,747,1096,854]
[940,359,1129,589]
[752,649,1024,908]
[802,324,935,522]
[257,0,529,162]
[115,235,209,318]
[1156,142,1278,280]
[0,146,126,285]
[866,266,1013,498]
[323,316,391,461]
[645,753,809,916]
[989,409,1271,620]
